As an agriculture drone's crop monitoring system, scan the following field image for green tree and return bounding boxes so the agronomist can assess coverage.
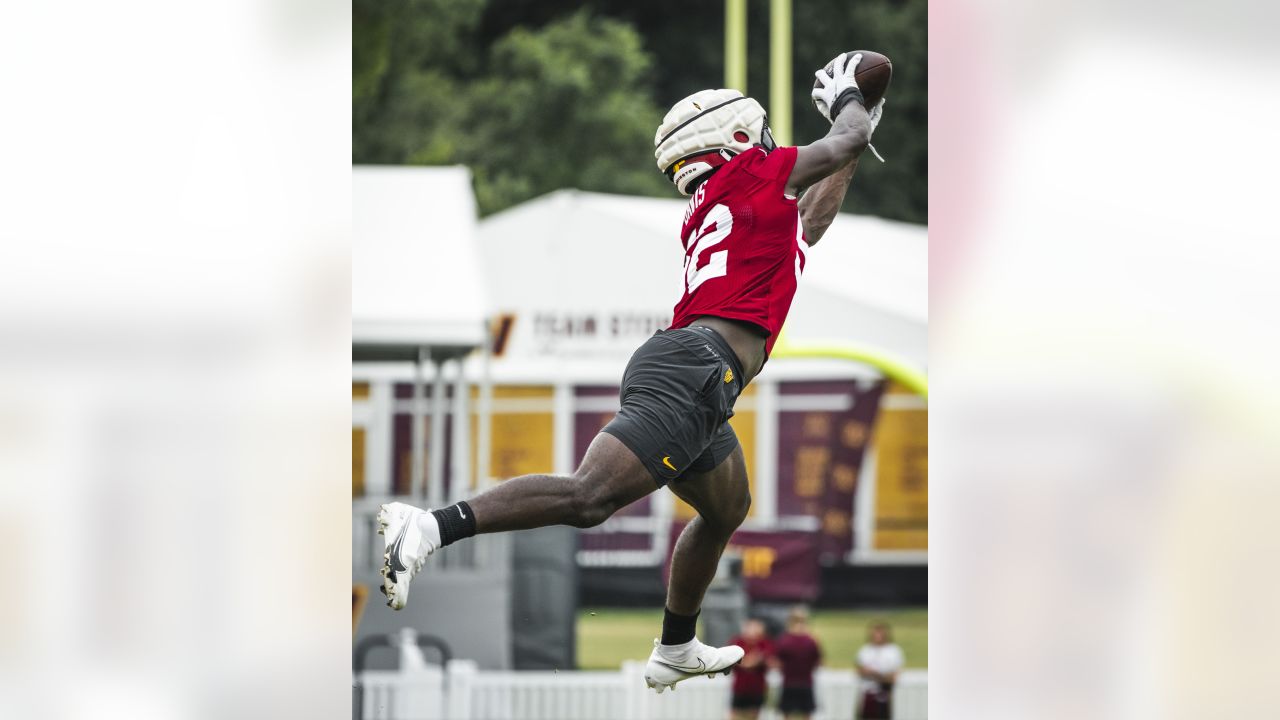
[354,4,669,215]
[354,0,928,223]
[454,11,670,215]
[352,0,487,164]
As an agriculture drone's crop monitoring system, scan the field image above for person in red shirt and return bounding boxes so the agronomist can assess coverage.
[772,606,823,720]
[729,618,774,719]
[375,52,883,694]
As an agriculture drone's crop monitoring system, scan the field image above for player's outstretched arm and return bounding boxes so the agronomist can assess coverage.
[797,95,885,246]
[786,99,871,199]
[793,51,890,246]
[786,52,873,199]
[797,155,860,246]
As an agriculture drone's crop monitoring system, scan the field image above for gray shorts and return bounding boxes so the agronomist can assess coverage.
[601,325,745,487]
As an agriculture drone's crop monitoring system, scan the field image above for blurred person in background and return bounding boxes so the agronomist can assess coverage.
[729,617,775,719]
[855,620,903,719]
[376,51,883,693]
[773,605,823,720]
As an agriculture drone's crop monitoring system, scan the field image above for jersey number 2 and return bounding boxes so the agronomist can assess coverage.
[685,203,733,293]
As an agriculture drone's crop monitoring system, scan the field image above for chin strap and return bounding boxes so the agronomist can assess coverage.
[868,143,885,163]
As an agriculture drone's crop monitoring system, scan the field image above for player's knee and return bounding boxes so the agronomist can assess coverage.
[565,477,619,529]
[730,489,751,528]
[706,489,751,537]
[567,503,611,529]
[722,490,751,533]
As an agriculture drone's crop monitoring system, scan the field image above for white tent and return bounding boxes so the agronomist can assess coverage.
[476,189,926,384]
[353,165,486,359]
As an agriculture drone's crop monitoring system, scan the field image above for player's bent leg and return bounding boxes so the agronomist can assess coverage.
[378,432,655,609]
[666,443,752,614]
[468,432,655,533]
[644,441,751,692]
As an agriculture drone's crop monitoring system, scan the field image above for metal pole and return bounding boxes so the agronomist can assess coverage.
[724,0,747,93]
[770,0,792,146]
[477,321,493,490]
[451,356,470,503]
[428,354,447,509]
[368,381,393,497]
[553,382,573,476]
[412,348,426,499]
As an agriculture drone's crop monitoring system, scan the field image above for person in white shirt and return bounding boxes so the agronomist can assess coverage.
[855,620,904,719]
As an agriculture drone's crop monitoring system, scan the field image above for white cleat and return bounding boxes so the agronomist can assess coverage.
[643,637,744,692]
[376,502,437,610]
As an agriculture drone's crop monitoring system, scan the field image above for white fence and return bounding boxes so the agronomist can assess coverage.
[356,661,927,720]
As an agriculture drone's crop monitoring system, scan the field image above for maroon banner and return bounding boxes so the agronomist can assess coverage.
[776,380,885,563]
[664,523,821,601]
[391,383,455,498]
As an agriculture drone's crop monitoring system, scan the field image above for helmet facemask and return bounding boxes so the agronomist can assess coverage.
[759,116,777,152]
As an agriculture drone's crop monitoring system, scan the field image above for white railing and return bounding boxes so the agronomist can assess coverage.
[358,665,447,720]
[356,660,927,720]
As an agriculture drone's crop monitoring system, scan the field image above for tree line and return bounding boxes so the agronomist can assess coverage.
[354,0,926,224]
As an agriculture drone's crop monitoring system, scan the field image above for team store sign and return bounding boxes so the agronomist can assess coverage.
[518,310,674,359]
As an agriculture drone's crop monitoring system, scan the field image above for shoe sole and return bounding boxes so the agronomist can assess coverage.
[375,505,402,609]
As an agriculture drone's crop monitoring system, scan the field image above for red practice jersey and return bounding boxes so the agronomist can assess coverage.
[668,145,805,355]
[774,631,822,688]
[729,634,775,697]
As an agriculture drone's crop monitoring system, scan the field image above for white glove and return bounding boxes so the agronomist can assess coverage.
[866,98,886,163]
[868,97,885,134]
[811,51,863,124]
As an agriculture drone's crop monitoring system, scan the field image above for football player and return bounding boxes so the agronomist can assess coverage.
[378,51,884,692]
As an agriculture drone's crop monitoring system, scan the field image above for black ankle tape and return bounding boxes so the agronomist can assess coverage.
[661,607,700,646]
[431,501,477,547]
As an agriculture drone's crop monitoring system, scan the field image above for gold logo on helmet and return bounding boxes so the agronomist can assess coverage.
[724,369,734,384]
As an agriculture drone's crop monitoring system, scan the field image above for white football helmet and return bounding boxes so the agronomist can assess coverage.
[654,89,776,195]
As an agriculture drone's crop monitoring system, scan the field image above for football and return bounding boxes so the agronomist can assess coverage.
[815,50,892,110]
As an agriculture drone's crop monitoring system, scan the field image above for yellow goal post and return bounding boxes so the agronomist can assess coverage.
[770,337,928,399]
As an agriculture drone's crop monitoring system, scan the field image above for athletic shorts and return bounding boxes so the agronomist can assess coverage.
[778,686,816,714]
[859,689,892,719]
[731,693,765,709]
[601,325,745,487]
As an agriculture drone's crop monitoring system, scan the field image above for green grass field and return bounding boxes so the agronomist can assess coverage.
[577,607,927,670]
